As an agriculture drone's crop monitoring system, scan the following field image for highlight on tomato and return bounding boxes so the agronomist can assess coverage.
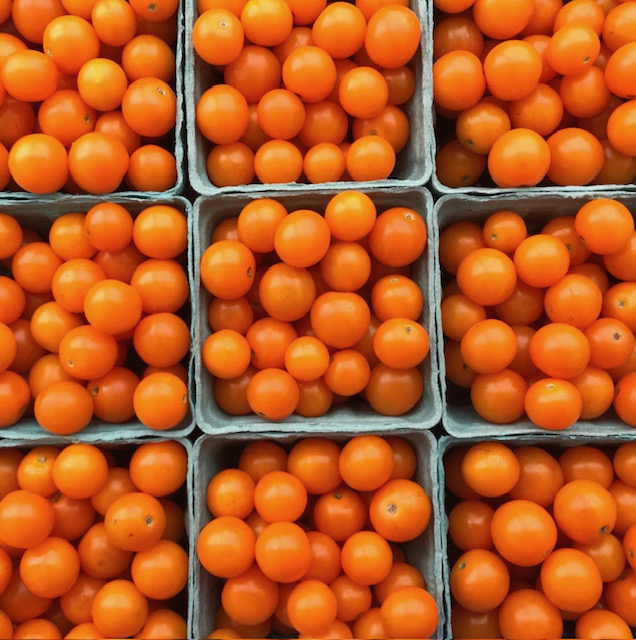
[191,0,421,187]
[198,434,439,639]
[199,191,432,421]
[441,197,636,432]
[0,205,190,434]
[446,440,636,640]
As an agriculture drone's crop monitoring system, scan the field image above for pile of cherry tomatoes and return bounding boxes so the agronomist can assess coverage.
[0,440,188,639]
[192,0,420,187]
[0,204,190,434]
[0,0,179,195]
[446,440,636,639]
[198,435,438,639]
[441,197,636,431]
[199,191,431,420]
[434,0,636,188]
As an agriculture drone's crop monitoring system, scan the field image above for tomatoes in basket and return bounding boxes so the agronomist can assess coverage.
[0,441,187,637]
[443,198,636,432]
[0,0,179,195]
[433,0,636,188]
[203,192,429,421]
[0,206,190,435]
[193,0,421,186]
[445,440,636,640]
[199,435,439,638]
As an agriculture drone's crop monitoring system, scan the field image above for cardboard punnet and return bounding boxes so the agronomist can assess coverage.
[184,0,434,195]
[0,5,186,200]
[0,196,195,441]
[190,429,445,639]
[436,190,636,438]
[190,187,442,434]
[438,434,636,638]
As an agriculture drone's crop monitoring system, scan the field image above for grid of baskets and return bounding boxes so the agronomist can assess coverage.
[2,0,636,637]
